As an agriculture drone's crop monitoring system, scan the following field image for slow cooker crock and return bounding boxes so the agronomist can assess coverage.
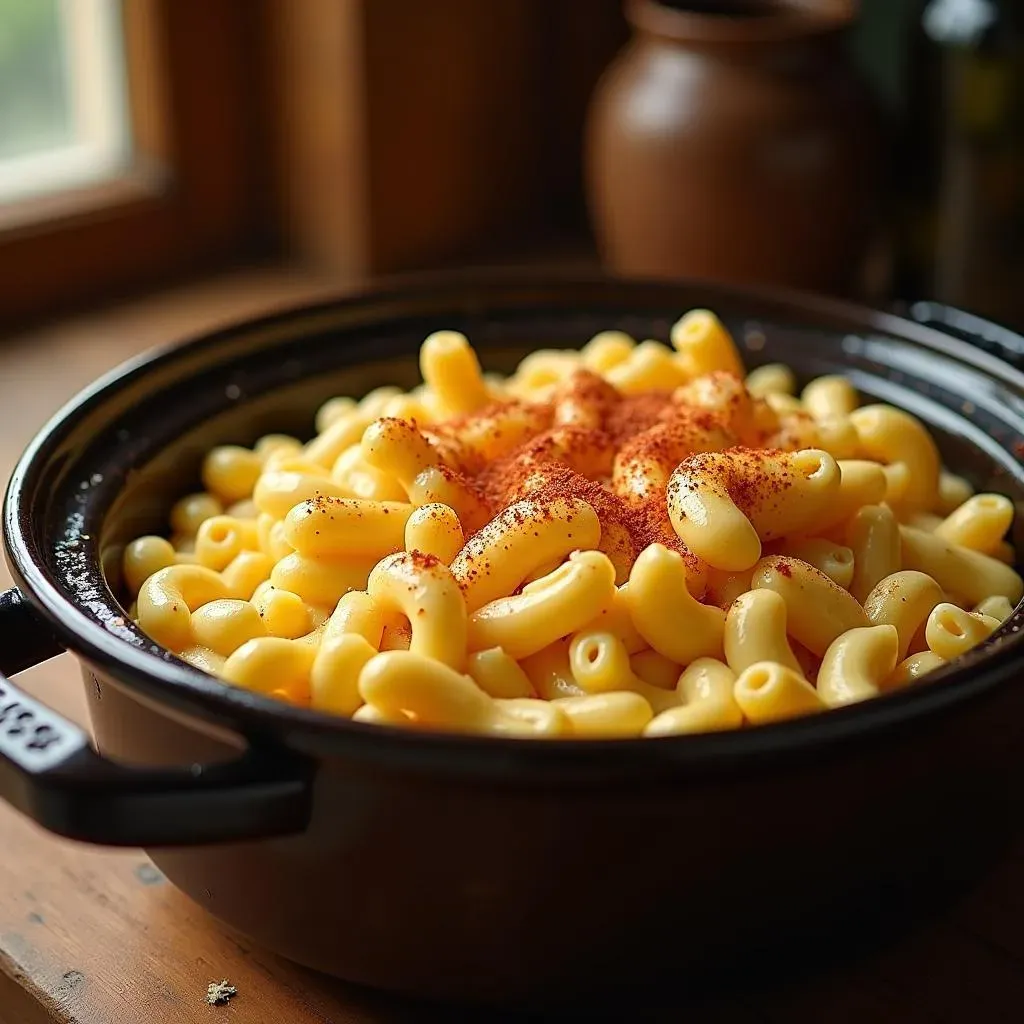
[2,276,1022,1002]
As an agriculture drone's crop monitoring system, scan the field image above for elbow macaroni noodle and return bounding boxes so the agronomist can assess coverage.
[124,310,1021,738]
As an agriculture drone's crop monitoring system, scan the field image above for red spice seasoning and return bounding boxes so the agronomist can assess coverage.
[419,364,771,582]
[606,392,674,442]
[407,550,442,571]
[553,369,621,428]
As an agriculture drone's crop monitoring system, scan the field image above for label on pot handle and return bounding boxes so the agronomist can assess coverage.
[0,676,85,774]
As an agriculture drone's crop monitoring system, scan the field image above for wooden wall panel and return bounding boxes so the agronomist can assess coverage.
[268,0,626,277]
[363,0,547,269]
[269,0,371,272]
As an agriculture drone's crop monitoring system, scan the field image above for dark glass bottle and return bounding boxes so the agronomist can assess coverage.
[896,0,1024,324]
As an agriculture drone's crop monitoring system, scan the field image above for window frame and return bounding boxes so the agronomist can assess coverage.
[0,0,272,327]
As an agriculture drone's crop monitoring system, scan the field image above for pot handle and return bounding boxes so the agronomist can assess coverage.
[0,589,311,847]
[896,300,1024,370]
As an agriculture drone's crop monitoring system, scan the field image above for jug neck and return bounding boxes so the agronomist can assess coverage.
[625,0,855,53]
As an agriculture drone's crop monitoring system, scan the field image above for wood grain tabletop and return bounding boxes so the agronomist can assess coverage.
[2,269,1024,1023]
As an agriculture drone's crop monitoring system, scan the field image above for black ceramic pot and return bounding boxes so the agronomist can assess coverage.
[1,276,1023,1004]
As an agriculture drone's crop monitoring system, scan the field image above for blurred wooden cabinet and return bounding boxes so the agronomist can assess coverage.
[268,0,627,277]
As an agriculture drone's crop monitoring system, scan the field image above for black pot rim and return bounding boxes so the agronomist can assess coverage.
[4,270,1024,779]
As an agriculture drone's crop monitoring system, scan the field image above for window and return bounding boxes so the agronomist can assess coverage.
[0,0,129,207]
[0,1,268,327]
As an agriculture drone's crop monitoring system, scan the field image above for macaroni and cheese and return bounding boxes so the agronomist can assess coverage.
[123,310,1022,738]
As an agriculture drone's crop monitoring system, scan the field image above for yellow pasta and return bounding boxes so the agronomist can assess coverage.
[405,465,491,532]
[466,648,536,699]
[933,494,1014,553]
[675,371,761,443]
[359,417,438,491]
[667,448,840,571]
[357,385,403,418]
[169,492,223,537]
[845,504,900,603]
[629,649,682,691]
[569,631,679,713]
[189,599,267,657]
[331,446,408,502]
[253,469,349,520]
[403,502,465,565]
[553,693,652,737]
[577,584,647,655]
[774,538,854,589]
[606,340,690,394]
[507,349,580,397]
[645,658,742,736]
[924,604,1000,661]
[625,543,725,664]
[124,309,1018,738]
[580,330,635,374]
[137,564,228,651]
[849,405,940,514]
[705,567,755,610]
[745,363,797,398]
[437,401,551,463]
[123,536,177,596]
[178,644,227,676]
[322,589,387,646]
[974,595,1015,624]
[367,551,468,669]
[724,589,803,678]
[813,417,860,460]
[451,497,601,612]
[899,526,1022,605]
[670,309,744,379]
[817,460,888,531]
[253,585,314,639]
[222,636,316,702]
[936,470,974,515]
[283,497,412,558]
[863,570,944,660]
[419,330,491,417]
[751,556,867,657]
[270,551,378,608]
[359,651,566,736]
[801,375,858,420]
[817,625,900,709]
[733,662,825,724]
[311,633,378,716]
[194,516,259,572]
[254,433,304,464]
[884,651,946,690]
[469,551,616,660]
[221,550,274,601]
[520,639,582,701]
[201,445,263,504]
[611,417,733,505]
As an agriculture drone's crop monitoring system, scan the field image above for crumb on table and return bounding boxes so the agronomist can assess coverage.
[206,980,238,1006]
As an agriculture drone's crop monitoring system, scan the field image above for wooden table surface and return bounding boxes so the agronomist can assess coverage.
[2,269,1024,1023]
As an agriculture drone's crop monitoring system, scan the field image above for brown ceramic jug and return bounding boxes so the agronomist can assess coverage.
[585,0,881,295]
